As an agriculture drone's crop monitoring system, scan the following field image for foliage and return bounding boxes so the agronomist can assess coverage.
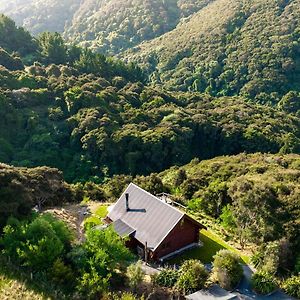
[1,214,73,270]
[69,227,134,298]
[0,163,74,228]
[282,275,300,299]
[0,0,212,55]
[153,268,179,288]
[127,0,300,101]
[157,153,300,254]
[0,14,37,56]
[212,250,243,290]
[126,261,145,291]
[251,239,293,275]
[38,32,67,64]
[295,255,300,274]
[175,259,208,294]
[251,271,277,295]
[50,258,75,287]
[219,204,236,231]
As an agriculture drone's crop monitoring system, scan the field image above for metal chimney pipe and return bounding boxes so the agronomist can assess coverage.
[125,193,129,211]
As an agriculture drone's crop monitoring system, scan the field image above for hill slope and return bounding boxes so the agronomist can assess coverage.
[0,14,300,184]
[157,153,300,248]
[124,0,300,100]
[0,0,81,34]
[0,0,213,55]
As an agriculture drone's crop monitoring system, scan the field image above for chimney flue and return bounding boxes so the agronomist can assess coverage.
[125,193,129,211]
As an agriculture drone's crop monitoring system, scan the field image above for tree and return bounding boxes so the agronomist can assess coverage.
[175,260,208,294]
[0,14,37,56]
[1,214,73,270]
[278,91,300,113]
[220,204,236,231]
[69,227,133,298]
[228,178,280,247]
[174,169,187,187]
[38,32,67,64]
[212,250,243,290]
[74,48,108,76]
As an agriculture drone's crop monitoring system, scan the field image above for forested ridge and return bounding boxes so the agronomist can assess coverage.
[0,3,299,299]
[0,0,213,55]
[0,14,298,183]
[125,0,300,101]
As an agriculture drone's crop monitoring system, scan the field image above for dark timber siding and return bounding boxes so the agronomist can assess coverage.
[153,216,199,259]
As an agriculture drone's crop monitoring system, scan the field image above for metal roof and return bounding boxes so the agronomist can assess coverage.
[186,285,238,300]
[108,183,185,250]
[112,219,136,237]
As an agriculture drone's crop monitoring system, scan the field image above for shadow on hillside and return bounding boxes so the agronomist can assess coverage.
[0,256,65,299]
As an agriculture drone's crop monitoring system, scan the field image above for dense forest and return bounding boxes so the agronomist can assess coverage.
[0,1,299,298]
[0,0,213,55]
[125,0,300,100]
[0,14,300,183]
[3,0,300,103]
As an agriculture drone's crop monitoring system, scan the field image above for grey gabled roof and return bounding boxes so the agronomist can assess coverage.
[108,183,185,250]
[113,219,136,237]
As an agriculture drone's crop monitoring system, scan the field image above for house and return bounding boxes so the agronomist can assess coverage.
[106,183,205,261]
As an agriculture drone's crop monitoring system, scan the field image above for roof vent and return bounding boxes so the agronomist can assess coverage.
[125,193,130,211]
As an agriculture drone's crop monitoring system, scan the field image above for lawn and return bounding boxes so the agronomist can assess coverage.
[94,205,108,218]
[84,204,109,228]
[169,229,250,265]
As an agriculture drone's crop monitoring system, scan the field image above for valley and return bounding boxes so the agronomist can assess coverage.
[0,1,299,299]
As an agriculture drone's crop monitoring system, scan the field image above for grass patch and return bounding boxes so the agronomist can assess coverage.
[169,229,250,265]
[84,216,102,227]
[84,205,109,229]
[94,205,108,218]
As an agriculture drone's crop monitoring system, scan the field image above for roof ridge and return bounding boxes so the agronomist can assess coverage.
[128,182,184,216]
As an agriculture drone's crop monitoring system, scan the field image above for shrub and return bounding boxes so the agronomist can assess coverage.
[175,259,208,294]
[126,261,145,290]
[282,276,300,299]
[251,271,277,294]
[1,214,73,270]
[50,258,75,287]
[153,268,179,288]
[212,250,243,289]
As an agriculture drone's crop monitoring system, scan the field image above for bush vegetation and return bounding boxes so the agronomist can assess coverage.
[175,259,208,294]
[153,260,208,294]
[212,250,243,290]
[153,268,179,288]
[251,271,277,295]
[0,213,134,298]
[127,0,300,101]
[282,275,300,299]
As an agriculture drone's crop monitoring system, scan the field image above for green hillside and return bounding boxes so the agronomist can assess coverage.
[125,0,300,101]
[0,14,299,183]
[0,0,81,34]
[129,153,300,254]
[0,3,299,300]
[0,0,213,55]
